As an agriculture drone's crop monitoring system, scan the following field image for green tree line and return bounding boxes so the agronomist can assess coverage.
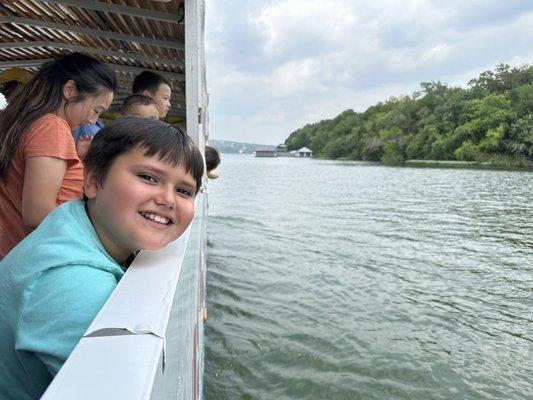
[284,64,533,165]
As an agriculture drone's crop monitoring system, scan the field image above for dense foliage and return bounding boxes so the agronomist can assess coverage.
[284,64,533,164]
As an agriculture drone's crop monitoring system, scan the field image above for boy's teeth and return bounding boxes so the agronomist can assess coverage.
[142,212,170,224]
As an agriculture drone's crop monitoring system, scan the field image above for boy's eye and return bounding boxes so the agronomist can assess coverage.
[176,187,192,197]
[139,174,157,183]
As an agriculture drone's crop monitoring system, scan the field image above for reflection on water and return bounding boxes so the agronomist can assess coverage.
[205,155,532,400]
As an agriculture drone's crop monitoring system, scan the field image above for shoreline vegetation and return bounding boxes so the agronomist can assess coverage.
[284,64,533,170]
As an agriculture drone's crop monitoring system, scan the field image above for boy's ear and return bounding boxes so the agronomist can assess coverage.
[141,89,153,99]
[84,168,99,199]
[62,79,78,101]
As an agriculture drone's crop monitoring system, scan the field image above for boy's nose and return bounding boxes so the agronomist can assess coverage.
[155,186,176,209]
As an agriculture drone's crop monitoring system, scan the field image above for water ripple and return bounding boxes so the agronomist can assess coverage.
[205,155,533,400]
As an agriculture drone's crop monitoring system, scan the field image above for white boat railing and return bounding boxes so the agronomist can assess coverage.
[42,193,207,400]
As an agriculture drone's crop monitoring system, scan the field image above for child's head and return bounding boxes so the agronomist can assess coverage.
[0,67,33,102]
[120,94,160,119]
[205,145,221,179]
[83,118,204,262]
[0,52,117,178]
[131,71,171,118]
[12,52,116,127]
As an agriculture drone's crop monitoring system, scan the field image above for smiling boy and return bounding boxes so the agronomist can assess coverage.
[0,118,204,399]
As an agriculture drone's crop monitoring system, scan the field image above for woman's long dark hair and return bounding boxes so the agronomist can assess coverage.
[0,52,117,178]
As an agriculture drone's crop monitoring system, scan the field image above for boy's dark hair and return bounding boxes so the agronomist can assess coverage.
[132,71,171,94]
[120,94,156,115]
[84,118,204,194]
[205,145,220,172]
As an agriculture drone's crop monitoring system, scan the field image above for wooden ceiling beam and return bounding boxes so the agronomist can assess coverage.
[0,59,53,68]
[0,59,185,82]
[39,0,183,24]
[0,16,184,50]
[0,41,184,68]
[112,64,185,81]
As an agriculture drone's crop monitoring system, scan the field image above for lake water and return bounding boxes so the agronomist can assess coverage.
[204,154,532,400]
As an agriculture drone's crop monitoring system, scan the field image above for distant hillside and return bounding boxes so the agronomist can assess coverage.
[284,64,533,167]
[208,139,272,154]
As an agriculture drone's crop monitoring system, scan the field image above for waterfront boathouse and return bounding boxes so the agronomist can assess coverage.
[276,144,288,156]
[297,147,313,157]
[255,146,277,157]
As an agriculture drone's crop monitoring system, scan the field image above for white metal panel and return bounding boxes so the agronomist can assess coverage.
[85,225,191,340]
[41,335,163,400]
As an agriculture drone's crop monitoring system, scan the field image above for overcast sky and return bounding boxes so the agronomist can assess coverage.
[205,0,533,145]
[1,1,530,144]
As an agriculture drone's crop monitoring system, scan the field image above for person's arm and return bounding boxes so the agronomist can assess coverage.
[21,156,67,228]
[15,266,118,375]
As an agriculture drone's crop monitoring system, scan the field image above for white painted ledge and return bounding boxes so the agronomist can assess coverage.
[84,224,191,341]
[41,335,163,400]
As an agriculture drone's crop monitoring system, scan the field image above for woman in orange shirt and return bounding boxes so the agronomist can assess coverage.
[0,52,117,258]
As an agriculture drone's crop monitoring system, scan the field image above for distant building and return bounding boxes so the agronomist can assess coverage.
[255,145,312,158]
[276,144,288,156]
[255,146,277,157]
[297,147,312,158]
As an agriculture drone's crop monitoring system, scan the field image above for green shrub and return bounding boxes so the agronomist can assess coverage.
[381,141,405,164]
[454,141,481,161]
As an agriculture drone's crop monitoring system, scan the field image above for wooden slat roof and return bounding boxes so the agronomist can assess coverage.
[0,0,186,117]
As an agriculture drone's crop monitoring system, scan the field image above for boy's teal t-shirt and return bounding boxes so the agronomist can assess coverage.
[0,200,124,400]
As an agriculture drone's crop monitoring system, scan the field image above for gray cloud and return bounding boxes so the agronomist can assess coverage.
[205,0,533,144]
[435,0,533,30]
